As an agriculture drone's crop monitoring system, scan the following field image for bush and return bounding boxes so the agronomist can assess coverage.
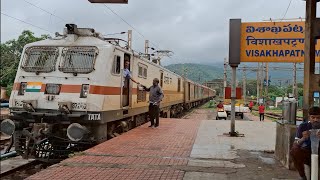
[6,84,13,97]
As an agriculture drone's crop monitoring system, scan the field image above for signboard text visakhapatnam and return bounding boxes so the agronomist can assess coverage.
[241,21,320,63]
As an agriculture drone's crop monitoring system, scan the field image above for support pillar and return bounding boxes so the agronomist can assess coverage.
[303,0,317,119]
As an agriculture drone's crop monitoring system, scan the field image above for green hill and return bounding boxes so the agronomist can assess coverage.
[164,63,223,83]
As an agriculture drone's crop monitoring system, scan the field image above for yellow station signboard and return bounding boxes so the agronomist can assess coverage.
[240,21,320,63]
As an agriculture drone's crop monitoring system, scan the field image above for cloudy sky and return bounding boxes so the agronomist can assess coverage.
[1,0,316,65]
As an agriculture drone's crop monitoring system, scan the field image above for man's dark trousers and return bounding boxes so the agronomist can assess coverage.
[149,104,160,126]
[259,113,264,121]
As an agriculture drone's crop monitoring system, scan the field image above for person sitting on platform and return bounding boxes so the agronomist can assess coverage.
[290,106,320,180]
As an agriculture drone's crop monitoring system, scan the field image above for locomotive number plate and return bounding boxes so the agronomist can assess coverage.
[72,103,87,110]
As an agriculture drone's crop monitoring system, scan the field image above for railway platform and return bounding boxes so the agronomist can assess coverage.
[27,110,299,180]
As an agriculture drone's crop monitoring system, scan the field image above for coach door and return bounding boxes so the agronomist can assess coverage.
[121,53,132,109]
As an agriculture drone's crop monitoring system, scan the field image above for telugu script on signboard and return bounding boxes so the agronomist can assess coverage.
[240,21,320,63]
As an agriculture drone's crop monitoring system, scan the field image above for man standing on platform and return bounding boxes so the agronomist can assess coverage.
[142,78,164,128]
[259,104,265,121]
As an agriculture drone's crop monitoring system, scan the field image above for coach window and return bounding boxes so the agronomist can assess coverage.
[160,72,163,87]
[143,68,147,78]
[178,78,181,92]
[112,55,121,75]
[138,66,143,77]
[138,63,147,78]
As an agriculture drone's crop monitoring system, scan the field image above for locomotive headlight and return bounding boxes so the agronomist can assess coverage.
[18,82,27,95]
[80,84,90,98]
[67,123,89,141]
[45,84,61,95]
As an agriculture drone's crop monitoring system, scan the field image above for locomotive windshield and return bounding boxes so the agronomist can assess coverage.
[21,47,59,73]
[59,47,98,74]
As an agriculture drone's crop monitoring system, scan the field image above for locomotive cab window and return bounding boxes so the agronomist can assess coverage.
[59,46,98,74]
[112,55,121,75]
[22,46,59,73]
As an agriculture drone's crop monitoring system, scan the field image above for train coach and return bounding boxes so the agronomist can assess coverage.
[1,24,215,162]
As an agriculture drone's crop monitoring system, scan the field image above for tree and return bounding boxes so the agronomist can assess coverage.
[245,79,257,96]
[297,83,304,97]
[1,30,48,95]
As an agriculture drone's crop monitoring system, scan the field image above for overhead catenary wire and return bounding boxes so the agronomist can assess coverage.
[23,0,68,23]
[280,0,293,22]
[1,12,53,33]
[103,5,161,50]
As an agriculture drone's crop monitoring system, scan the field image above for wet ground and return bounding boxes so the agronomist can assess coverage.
[187,109,298,179]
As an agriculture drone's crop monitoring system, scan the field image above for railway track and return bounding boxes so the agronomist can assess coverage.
[1,158,49,180]
[251,109,303,121]
[0,134,12,153]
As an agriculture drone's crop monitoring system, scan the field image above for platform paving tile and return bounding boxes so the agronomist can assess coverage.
[62,155,188,166]
[27,118,201,180]
[183,172,227,180]
[86,119,199,157]
[27,166,185,180]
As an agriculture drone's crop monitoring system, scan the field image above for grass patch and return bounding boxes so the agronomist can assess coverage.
[201,101,216,109]
[266,109,282,114]
[252,111,259,117]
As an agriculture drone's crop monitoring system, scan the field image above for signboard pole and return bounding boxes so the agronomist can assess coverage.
[230,66,237,135]
[303,0,317,120]
[229,19,241,136]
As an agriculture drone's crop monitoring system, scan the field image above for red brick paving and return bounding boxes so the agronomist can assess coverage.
[27,118,201,180]
[28,166,184,180]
